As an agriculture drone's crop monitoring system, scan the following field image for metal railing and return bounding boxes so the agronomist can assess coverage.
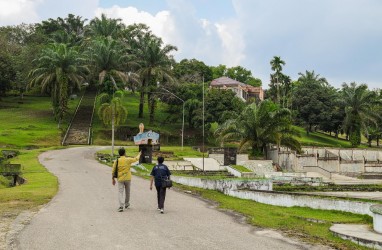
[61,94,84,146]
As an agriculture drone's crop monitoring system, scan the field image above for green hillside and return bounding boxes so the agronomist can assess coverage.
[0,95,80,148]
[0,93,371,149]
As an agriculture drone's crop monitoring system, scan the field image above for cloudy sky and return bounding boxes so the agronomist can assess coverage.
[0,0,381,89]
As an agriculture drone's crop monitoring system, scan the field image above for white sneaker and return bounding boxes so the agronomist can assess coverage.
[160,209,164,214]
[157,208,160,211]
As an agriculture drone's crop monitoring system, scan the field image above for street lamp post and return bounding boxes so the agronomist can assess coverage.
[161,87,185,151]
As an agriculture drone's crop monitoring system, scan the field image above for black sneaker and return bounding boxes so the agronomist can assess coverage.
[125,205,130,209]
[160,209,164,214]
[118,207,123,212]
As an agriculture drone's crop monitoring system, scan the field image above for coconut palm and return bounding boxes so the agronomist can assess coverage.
[97,90,127,155]
[341,82,381,146]
[134,33,177,123]
[215,100,301,157]
[29,43,88,128]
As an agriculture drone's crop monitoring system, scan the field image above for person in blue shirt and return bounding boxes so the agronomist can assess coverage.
[150,156,171,214]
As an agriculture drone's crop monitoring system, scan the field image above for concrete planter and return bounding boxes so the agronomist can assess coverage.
[225,165,257,178]
[171,176,272,192]
[370,205,382,234]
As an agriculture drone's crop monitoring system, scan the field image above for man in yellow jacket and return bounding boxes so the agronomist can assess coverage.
[112,148,141,212]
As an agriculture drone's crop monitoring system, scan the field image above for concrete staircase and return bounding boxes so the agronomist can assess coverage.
[63,91,97,145]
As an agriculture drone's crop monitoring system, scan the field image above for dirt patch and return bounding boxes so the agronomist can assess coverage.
[0,201,36,249]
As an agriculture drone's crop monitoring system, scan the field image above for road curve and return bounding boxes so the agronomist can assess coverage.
[17,147,318,250]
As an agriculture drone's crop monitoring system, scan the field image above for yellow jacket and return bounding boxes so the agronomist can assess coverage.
[112,153,140,181]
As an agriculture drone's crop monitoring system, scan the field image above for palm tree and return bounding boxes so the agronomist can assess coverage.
[341,82,381,146]
[134,33,177,123]
[29,43,88,128]
[97,90,127,155]
[215,100,301,157]
[85,14,124,39]
[297,70,328,87]
[270,56,285,104]
[87,37,136,91]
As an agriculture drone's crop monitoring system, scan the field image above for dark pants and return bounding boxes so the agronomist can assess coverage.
[155,186,167,209]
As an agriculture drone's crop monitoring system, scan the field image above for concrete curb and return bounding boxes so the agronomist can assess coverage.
[330,224,382,250]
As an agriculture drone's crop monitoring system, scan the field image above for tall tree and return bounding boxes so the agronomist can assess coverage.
[341,82,381,146]
[86,14,124,39]
[87,37,134,91]
[29,43,88,128]
[134,33,177,123]
[216,100,301,157]
[292,70,331,134]
[173,58,212,83]
[97,90,127,155]
[36,14,86,46]
[269,56,286,104]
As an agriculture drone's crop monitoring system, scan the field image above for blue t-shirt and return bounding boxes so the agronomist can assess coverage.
[150,164,171,187]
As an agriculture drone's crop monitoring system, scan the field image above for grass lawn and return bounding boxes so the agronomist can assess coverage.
[231,165,251,172]
[0,95,80,148]
[0,147,58,223]
[97,146,203,160]
[295,126,355,148]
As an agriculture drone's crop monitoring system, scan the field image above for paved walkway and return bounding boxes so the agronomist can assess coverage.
[16,147,318,250]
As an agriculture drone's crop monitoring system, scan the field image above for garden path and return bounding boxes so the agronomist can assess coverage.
[17,147,323,250]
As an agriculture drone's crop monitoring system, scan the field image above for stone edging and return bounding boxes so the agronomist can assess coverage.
[172,175,376,216]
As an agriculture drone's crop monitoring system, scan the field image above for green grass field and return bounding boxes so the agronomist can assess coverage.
[0,95,80,147]
[0,148,58,222]
[295,126,355,148]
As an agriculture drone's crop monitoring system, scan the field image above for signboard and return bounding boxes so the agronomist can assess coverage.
[133,130,159,145]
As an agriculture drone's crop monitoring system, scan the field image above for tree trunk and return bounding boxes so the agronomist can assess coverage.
[139,79,147,118]
[111,108,115,156]
[138,90,144,118]
[149,97,156,124]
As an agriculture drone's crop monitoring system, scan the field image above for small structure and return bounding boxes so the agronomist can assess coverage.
[210,76,264,102]
[0,164,22,186]
[133,123,160,164]
[371,204,382,234]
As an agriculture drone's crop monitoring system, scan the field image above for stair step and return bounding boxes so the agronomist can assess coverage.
[63,91,96,145]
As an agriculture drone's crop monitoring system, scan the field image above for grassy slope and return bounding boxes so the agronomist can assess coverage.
[92,92,362,149]
[92,92,182,145]
[0,96,80,147]
[295,126,356,148]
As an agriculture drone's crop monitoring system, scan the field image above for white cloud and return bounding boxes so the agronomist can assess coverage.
[95,2,247,70]
[215,20,245,67]
[0,0,42,25]
[95,5,172,43]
